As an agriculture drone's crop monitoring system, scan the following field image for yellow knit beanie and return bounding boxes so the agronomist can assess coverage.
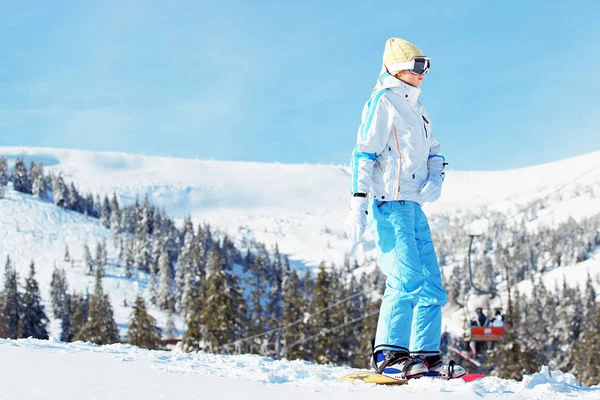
[383,38,424,74]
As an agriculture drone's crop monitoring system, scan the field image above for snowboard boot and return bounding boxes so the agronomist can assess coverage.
[370,350,428,380]
[421,354,466,379]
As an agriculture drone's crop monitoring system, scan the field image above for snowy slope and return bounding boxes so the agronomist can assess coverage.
[1,338,598,400]
[0,188,184,338]
[2,146,600,270]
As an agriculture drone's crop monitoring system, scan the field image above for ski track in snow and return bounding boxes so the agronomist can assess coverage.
[0,339,598,400]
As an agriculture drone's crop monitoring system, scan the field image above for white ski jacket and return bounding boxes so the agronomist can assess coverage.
[349,73,445,205]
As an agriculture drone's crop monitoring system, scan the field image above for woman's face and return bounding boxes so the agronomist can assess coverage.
[395,70,424,87]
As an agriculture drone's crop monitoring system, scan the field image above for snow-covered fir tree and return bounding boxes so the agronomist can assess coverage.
[0,156,8,185]
[83,243,94,275]
[0,183,4,199]
[68,293,89,342]
[74,267,119,345]
[50,264,69,318]
[127,295,162,350]
[63,243,71,263]
[163,309,178,339]
[157,248,173,311]
[21,262,49,340]
[100,195,111,228]
[0,295,8,338]
[183,256,247,352]
[52,174,68,208]
[2,256,21,339]
[67,183,81,212]
[95,241,107,276]
[59,294,74,342]
[281,269,306,360]
[10,156,32,194]
[30,161,48,199]
[133,230,150,273]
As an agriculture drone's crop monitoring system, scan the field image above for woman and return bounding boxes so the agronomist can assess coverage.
[344,38,464,380]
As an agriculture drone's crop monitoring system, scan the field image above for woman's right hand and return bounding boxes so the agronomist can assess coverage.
[344,197,369,242]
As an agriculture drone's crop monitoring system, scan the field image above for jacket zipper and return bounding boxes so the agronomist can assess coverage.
[392,124,401,200]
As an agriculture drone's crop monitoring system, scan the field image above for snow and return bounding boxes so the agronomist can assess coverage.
[0,338,598,399]
[0,188,185,339]
[2,146,599,270]
[517,250,600,297]
[0,146,599,340]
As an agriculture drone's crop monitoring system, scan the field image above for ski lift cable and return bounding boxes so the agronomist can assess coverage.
[465,163,600,298]
[288,310,380,349]
[214,290,367,350]
[506,162,600,222]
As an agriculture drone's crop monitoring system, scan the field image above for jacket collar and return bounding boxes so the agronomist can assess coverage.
[375,71,421,104]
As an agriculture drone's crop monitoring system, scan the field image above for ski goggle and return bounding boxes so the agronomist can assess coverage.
[387,56,431,76]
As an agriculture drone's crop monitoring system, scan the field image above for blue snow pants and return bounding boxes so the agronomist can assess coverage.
[370,199,448,355]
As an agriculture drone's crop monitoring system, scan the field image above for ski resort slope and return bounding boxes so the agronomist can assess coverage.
[0,339,598,400]
[0,188,184,338]
[2,146,600,269]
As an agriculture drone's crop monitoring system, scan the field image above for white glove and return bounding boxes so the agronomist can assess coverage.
[344,196,369,242]
[419,180,442,203]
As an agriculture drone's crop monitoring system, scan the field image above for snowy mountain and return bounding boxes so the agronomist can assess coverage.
[2,146,599,270]
[1,146,599,341]
[1,338,598,400]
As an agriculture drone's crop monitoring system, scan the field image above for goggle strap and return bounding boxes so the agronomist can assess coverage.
[386,61,415,73]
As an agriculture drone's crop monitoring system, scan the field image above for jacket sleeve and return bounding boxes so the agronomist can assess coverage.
[349,91,394,195]
[425,109,446,185]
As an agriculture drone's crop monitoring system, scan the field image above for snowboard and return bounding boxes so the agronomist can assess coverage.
[339,371,408,385]
[339,371,486,385]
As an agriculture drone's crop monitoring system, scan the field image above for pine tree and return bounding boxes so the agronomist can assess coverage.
[11,156,32,194]
[95,241,106,276]
[52,174,68,208]
[2,256,21,339]
[163,309,178,339]
[183,260,247,352]
[83,243,94,275]
[133,231,150,273]
[21,262,49,339]
[0,183,4,200]
[309,263,336,363]
[60,294,74,342]
[31,161,48,199]
[67,183,81,212]
[74,267,119,344]
[157,249,173,310]
[570,305,600,386]
[100,195,111,228]
[64,243,71,263]
[0,156,8,185]
[123,233,134,278]
[110,194,121,248]
[281,269,306,360]
[583,273,598,332]
[50,264,69,318]
[266,244,284,327]
[0,294,8,338]
[148,275,158,306]
[70,293,89,341]
[127,296,163,350]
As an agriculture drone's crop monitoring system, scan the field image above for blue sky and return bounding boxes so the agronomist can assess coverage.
[1,0,600,170]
